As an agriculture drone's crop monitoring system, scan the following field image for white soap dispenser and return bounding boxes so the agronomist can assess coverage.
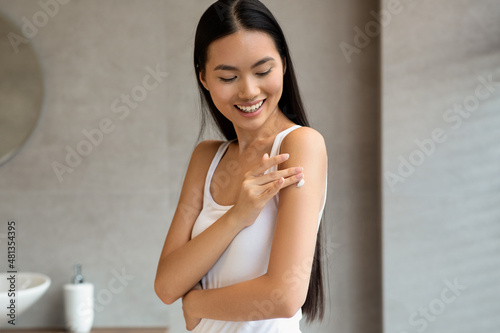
[63,264,94,333]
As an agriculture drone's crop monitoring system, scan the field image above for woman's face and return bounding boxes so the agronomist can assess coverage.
[200,30,286,132]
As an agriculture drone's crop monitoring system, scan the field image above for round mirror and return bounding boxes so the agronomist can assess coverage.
[0,13,43,166]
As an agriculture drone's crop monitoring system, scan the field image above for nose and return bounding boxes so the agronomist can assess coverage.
[238,76,260,101]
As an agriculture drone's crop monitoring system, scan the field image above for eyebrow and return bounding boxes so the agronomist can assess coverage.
[213,56,275,71]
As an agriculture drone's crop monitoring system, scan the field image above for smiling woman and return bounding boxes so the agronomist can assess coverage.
[0,0,390,330]
[199,30,285,127]
[154,1,328,332]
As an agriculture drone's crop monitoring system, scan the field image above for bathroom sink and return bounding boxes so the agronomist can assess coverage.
[0,272,51,326]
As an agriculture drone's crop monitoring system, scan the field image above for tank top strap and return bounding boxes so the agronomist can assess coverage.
[269,125,302,158]
[266,125,302,174]
[204,140,234,206]
[203,126,301,204]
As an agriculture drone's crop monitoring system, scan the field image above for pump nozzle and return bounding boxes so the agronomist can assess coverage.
[72,263,84,284]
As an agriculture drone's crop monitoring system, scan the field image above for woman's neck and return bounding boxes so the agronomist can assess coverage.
[233,110,295,154]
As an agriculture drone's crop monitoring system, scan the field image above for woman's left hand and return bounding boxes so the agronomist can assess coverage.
[182,283,202,331]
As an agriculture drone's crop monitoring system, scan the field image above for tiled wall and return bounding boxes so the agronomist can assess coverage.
[0,0,381,332]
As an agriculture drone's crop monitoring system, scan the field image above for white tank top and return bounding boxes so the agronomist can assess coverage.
[191,125,327,333]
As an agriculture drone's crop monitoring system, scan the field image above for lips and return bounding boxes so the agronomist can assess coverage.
[235,99,265,113]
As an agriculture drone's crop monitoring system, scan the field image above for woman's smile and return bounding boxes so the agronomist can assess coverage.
[235,99,266,117]
[199,30,285,131]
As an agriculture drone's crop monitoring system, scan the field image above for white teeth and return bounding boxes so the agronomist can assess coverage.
[236,100,264,113]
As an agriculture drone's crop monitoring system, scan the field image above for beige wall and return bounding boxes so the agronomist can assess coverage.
[0,0,381,332]
[383,0,500,332]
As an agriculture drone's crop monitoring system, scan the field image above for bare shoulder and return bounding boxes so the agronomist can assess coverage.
[182,140,225,196]
[280,126,327,157]
[278,127,327,214]
[191,140,225,165]
[175,139,225,221]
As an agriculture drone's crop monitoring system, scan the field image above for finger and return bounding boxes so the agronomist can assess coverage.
[280,172,304,189]
[253,153,289,176]
[254,176,284,198]
[256,167,303,185]
[263,177,285,197]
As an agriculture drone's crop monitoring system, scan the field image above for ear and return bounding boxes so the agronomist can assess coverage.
[199,69,209,91]
[282,57,287,75]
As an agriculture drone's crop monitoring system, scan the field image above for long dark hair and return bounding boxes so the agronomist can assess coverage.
[194,0,326,323]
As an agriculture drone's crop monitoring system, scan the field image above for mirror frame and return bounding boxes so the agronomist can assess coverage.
[0,12,44,166]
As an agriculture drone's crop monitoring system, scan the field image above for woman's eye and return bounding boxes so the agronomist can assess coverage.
[219,77,236,83]
[257,68,272,76]
[218,68,271,82]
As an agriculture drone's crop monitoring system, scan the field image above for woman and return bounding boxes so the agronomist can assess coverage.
[155,0,328,331]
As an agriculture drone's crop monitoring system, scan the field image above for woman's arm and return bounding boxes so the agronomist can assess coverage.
[155,140,305,305]
[155,140,242,304]
[183,127,328,320]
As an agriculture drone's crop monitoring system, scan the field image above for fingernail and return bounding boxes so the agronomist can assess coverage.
[282,153,290,160]
[296,179,305,188]
[263,153,269,159]
[295,167,304,173]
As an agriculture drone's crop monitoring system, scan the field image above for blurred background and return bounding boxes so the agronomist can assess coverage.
[382,1,500,332]
[0,0,498,332]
